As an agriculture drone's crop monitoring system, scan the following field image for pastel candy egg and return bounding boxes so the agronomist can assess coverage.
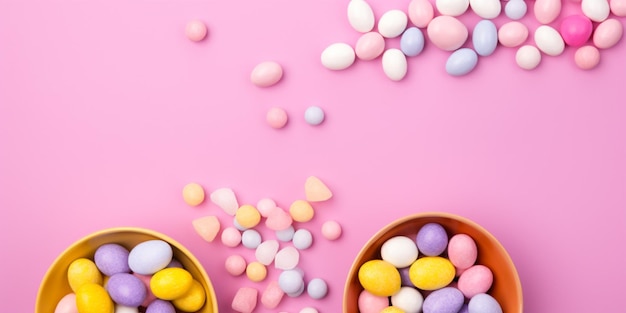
[293,229,313,250]
[380,236,419,268]
[150,268,193,300]
[304,106,325,126]
[261,281,285,309]
[75,283,114,313]
[358,260,401,296]
[416,223,448,256]
[498,21,528,47]
[185,20,207,42]
[321,220,342,240]
[593,18,624,49]
[266,107,288,129]
[409,256,455,290]
[457,265,493,298]
[515,45,541,70]
[68,258,103,292]
[470,0,501,19]
[255,240,279,265]
[225,254,247,276]
[221,226,242,247]
[347,0,375,33]
[306,278,328,299]
[504,0,527,20]
[534,0,561,24]
[468,293,503,313]
[472,20,498,56]
[358,290,389,313]
[275,246,300,270]
[321,42,355,70]
[574,45,601,69]
[459,304,470,313]
[382,48,408,81]
[289,200,314,222]
[398,266,415,287]
[210,187,239,216]
[534,25,565,56]
[182,183,204,206]
[300,308,319,313]
[447,234,478,270]
[250,61,283,87]
[400,27,425,57]
[128,240,173,275]
[54,293,78,313]
[559,15,593,47]
[106,273,147,307]
[422,287,464,313]
[278,269,305,294]
[146,299,176,313]
[94,243,130,276]
[435,0,470,16]
[246,261,268,282]
[408,0,435,28]
[235,204,261,229]
[427,16,468,51]
[378,10,408,38]
[242,229,262,249]
[390,286,424,313]
[256,198,276,217]
[355,32,385,60]
[611,0,626,16]
[582,0,610,22]
[265,206,293,231]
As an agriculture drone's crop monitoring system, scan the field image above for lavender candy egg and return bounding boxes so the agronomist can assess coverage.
[146,299,176,313]
[94,243,130,276]
[106,273,147,307]
[400,27,425,57]
[416,223,448,256]
[468,293,503,313]
[128,240,173,275]
[458,304,469,313]
[399,267,415,287]
[422,287,464,313]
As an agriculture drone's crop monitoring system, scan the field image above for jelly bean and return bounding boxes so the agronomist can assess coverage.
[498,21,528,48]
[210,187,239,216]
[408,0,434,28]
[225,254,247,276]
[470,0,501,18]
[236,204,261,229]
[279,270,305,294]
[150,268,193,300]
[304,106,325,126]
[221,226,242,247]
[504,0,527,19]
[242,229,262,249]
[146,299,176,313]
[559,15,593,47]
[75,283,114,313]
[266,107,288,129]
[358,290,389,313]
[306,278,328,299]
[436,0,470,16]
[321,220,342,240]
[321,43,355,70]
[409,256,455,290]
[293,229,313,250]
[355,32,386,61]
[54,293,77,313]
[574,45,601,69]
[378,10,408,38]
[107,273,147,307]
[94,243,130,276]
[422,287,464,313]
[427,16,468,51]
[473,20,498,56]
[516,45,542,70]
[276,225,296,242]
[250,61,283,88]
[192,216,221,242]
[382,49,408,81]
[458,265,494,298]
[289,200,315,222]
[534,0,561,24]
[304,176,333,202]
[593,18,624,49]
[416,223,448,256]
[358,260,401,296]
[185,20,207,42]
[447,234,478,270]
[182,183,205,206]
[128,240,173,275]
[275,246,300,270]
[261,281,285,309]
[347,0,375,33]
[232,287,258,313]
[582,0,610,22]
[67,258,103,292]
[400,27,425,57]
[255,240,279,265]
[468,293,503,313]
[534,25,565,56]
[390,286,424,313]
[611,0,626,15]
[380,236,419,268]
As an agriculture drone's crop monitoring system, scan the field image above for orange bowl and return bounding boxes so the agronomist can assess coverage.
[343,212,522,312]
[36,227,218,313]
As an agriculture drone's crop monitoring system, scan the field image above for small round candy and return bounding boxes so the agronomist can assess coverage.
[276,226,296,242]
[278,269,305,294]
[256,198,277,217]
[172,279,206,312]
[381,236,419,268]
[458,265,493,298]
[559,15,593,47]
[426,16,468,51]
[574,45,601,70]
[221,226,242,247]
[355,32,385,60]
[416,223,448,256]
[106,273,147,307]
[304,106,325,126]
[235,204,261,229]
[447,234,478,270]
[67,258,103,292]
[233,218,248,231]
[128,240,173,275]
[266,107,288,129]
[515,45,541,70]
[242,229,262,249]
[321,220,342,240]
[54,293,77,313]
[504,0,527,19]
[182,183,205,206]
[146,299,176,313]
[292,229,313,250]
[468,293,503,313]
[225,254,247,276]
[251,61,283,87]
[307,278,328,299]
[185,20,207,42]
[289,200,314,222]
[150,268,193,300]
[422,287,464,313]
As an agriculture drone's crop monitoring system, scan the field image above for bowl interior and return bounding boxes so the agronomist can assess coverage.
[343,212,522,313]
[36,227,218,313]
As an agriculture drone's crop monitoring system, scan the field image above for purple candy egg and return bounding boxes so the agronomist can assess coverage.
[146,299,176,313]
[94,243,130,276]
[458,304,469,313]
[422,287,464,313]
[398,267,415,287]
[106,273,147,307]
[166,258,183,268]
[416,223,448,256]
[468,293,503,313]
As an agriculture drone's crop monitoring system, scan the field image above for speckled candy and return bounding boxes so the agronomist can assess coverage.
[447,233,478,270]
[422,287,464,313]
[416,223,448,256]
[145,299,176,313]
[106,273,147,307]
[409,257,455,290]
[75,283,114,313]
[172,279,206,312]
[128,240,173,275]
[150,268,193,300]
[94,243,130,276]
[357,290,389,313]
[261,281,285,309]
[381,236,419,268]
[468,293,503,313]
[457,265,493,298]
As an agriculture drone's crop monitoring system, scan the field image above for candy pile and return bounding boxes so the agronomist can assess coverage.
[185,176,342,313]
[55,240,206,313]
[320,0,625,77]
[357,222,500,313]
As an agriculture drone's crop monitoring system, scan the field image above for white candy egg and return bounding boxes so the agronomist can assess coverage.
[436,0,470,16]
[382,49,408,81]
[378,9,408,38]
[321,42,356,70]
[391,287,424,313]
[582,0,610,22]
[534,25,564,56]
[470,0,502,18]
[347,0,375,32]
[515,45,541,70]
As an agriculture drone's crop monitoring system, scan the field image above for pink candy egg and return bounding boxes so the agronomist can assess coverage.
[457,265,494,298]
[358,289,389,313]
[574,45,601,69]
[54,293,78,313]
[355,32,385,60]
[447,234,478,271]
[408,0,435,28]
[560,15,593,46]
[266,107,288,129]
[250,61,283,87]
[593,18,624,49]
[611,0,626,16]
[427,16,468,51]
[185,20,208,42]
[534,0,562,24]
[225,254,247,276]
[498,21,529,47]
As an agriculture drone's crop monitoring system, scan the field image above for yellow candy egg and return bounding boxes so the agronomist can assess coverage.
[182,183,205,206]
[409,256,456,290]
[235,204,261,228]
[246,261,267,282]
[358,260,401,297]
[67,258,103,292]
[172,279,207,312]
[289,200,314,222]
[150,267,193,300]
[75,283,114,313]
[381,306,406,313]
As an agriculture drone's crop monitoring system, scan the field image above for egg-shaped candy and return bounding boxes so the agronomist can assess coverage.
[381,236,419,268]
[457,265,493,298]
[427,16,468,51]
[67,258,103,293]
[94,243,131,276]
[146,299,176,313]
[390,287,424,313]
[446,48,479,76]
[611,0,626,16]
[348,0,375,33]
[574,45,601,70]
[470,0,501,18]
[378,10,408,38]
[498,21,528,47]
[382,49,408,81]
[416,223,448,256]
[505,0,527,19]
[355,32,385,60]
[447,234,478,270]
[534,0,561,24]
[468,293,503,313]
[436,0,470,16]
[128,240,173,275]
[250,61,283,88]
[54,293,77,313]
[515,45,542,70]
[358,290,389,313]
[593,18,624,49]
[358,260,401,296]
[401,27,425,57]
[534,25,565,56]
[409,256,455,290]
[321,43,355,70]
[582,0,610,22]
[172,279,206,312]
[75,283,114,313]
[559,15,593,47]
[408,0,434,27]
[107,273,147,307]
[473,20,498,56]
[422,287,464,313]
[150,268,193,300]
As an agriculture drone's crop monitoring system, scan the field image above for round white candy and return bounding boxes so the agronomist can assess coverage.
[279,269,305,294]
[128,240,173,275]
[304,106,325,125]
[292,229,313,250]
[378,9,408,38]
[242,229,262,249]
[321,43,355,70]
[307,278,328,299]
[276,226,295,242]
[436,0,470,16]
[381,236,419,268]
[515,45,541,70]
[347,0,375,32]
[391,287,424,313]
[534,25,565,56]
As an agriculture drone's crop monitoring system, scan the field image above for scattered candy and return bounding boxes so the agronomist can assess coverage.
[265,206,294,231]
[321,220,342,240]
[261,281,285,309]
[246,261,268,282]
[382,48,409,81]
[355,32,386,61]
[574,45,601,69]
[582,0,610,22]
[611,0,626,16]
[304,176,333,202]
[221,226,242,247]
[275,225,296,242]
[593,18,624,49]
[292,228,313,250]
[266,107,288,129]
[427,16,468,51]
[400,27,426,57]
[275,246,300,270]
[278,269,305,294]
[250,61,283,88]
[182,183,205,207]
[299,308,319,313]
[534,0,561,24]
[378,9,408,38]
[473,20,498,57]
[289,200,315,222]
[225,254,247,276]
[515,45,542,69]
[559,15,593,47]
[408,0,435,27]
[306,278,328,299]
[185,20,208,42]
[436,0,470,17]
[498,21,528,48]
[534,25,565,56]
[445,47,480,75]
[255,239,280,265]
[304,106,325,126]
[347,0,375,33]
[256,198,277,217]
[232,287,258,313]
[210,187,239,216]
[192,216,221,242]
[469,0,501,19]
[321,43,355,70]
[236,205,262,229]
[504,0,527,20]
[242,229,263,249]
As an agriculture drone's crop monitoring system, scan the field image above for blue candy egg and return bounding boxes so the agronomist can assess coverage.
[468,293,503,313]
[400,27,425,57]
[445,48,478,76]
[473,20,498,56]
[306,278,328,299]
[128,240,173,275]
[422,287,464,313]
[505,0,527,20]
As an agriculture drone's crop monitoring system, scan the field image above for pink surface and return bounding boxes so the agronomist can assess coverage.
[1,1,625,312]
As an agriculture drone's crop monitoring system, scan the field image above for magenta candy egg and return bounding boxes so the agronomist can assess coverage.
[250,61,283,87]
[458,265,494,298]
[559,15,593,46]
[498,21,529,47]
[106,273,147,307]
[357,289,389,313]
[593,18,624,49]
[427,16,468,51]
[408,0,435,28]
[447,234,478,270]
[574,45,601,69]
[355,32,385,60]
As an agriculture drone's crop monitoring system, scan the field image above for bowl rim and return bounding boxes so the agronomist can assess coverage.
[35,226,218,312]
[342,211,523,312]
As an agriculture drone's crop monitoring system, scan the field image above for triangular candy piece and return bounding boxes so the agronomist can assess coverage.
[304,176,332,202]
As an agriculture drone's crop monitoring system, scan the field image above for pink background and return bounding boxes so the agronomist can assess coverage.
[1,0,625,312]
